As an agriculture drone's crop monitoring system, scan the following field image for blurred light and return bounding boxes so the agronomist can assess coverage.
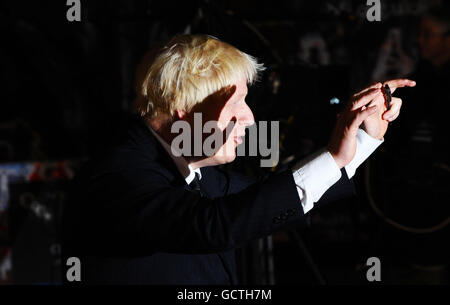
[330,97,340,105]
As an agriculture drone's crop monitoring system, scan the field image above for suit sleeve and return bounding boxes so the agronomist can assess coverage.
[82,166,302,255]
[81,164,353,256]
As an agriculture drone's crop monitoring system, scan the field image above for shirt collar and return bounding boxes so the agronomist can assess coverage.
[147,124,202,184]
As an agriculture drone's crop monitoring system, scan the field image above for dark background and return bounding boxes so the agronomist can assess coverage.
[0,0,449,285]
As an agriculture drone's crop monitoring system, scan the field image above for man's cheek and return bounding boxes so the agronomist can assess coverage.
[217,110,235,129]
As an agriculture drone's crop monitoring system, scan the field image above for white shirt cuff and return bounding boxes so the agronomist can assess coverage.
[344,129,384,178]
[292,149,342,214]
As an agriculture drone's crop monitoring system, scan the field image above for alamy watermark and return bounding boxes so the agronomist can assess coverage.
[66,256,81,282]
[367,0,381,22]
[170,113,279,168]
[65,255,382,282]
[66,0,81,22]
[66,1,384,25]
[366,256,381,282]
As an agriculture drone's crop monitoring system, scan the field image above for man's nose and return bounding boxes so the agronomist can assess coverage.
[239,103,255,127]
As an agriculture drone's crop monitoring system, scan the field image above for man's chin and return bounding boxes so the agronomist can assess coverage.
[211,153,237,165]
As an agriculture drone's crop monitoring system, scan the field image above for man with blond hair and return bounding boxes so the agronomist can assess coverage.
[63,34,415,284]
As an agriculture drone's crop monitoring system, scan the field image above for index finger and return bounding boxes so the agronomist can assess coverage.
[384,79,416,94]
[353,82,382,98]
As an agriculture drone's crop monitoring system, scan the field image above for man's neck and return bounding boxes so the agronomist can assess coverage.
[147,117,205,180]
[148,116,173,144]
[147,117,208,170]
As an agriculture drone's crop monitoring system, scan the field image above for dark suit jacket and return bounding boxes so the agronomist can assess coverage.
[62,115,354,284]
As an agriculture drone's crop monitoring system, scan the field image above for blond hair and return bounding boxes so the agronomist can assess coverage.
[138,35,264,119]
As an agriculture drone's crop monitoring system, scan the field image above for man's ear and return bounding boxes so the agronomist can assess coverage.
[176,109,187,119]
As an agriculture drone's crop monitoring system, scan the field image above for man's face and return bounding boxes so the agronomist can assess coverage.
[211,78,255,165]
[177,77,254,167]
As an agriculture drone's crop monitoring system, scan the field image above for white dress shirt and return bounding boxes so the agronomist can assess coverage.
[292,128,383,213]
[149,125,383,214]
